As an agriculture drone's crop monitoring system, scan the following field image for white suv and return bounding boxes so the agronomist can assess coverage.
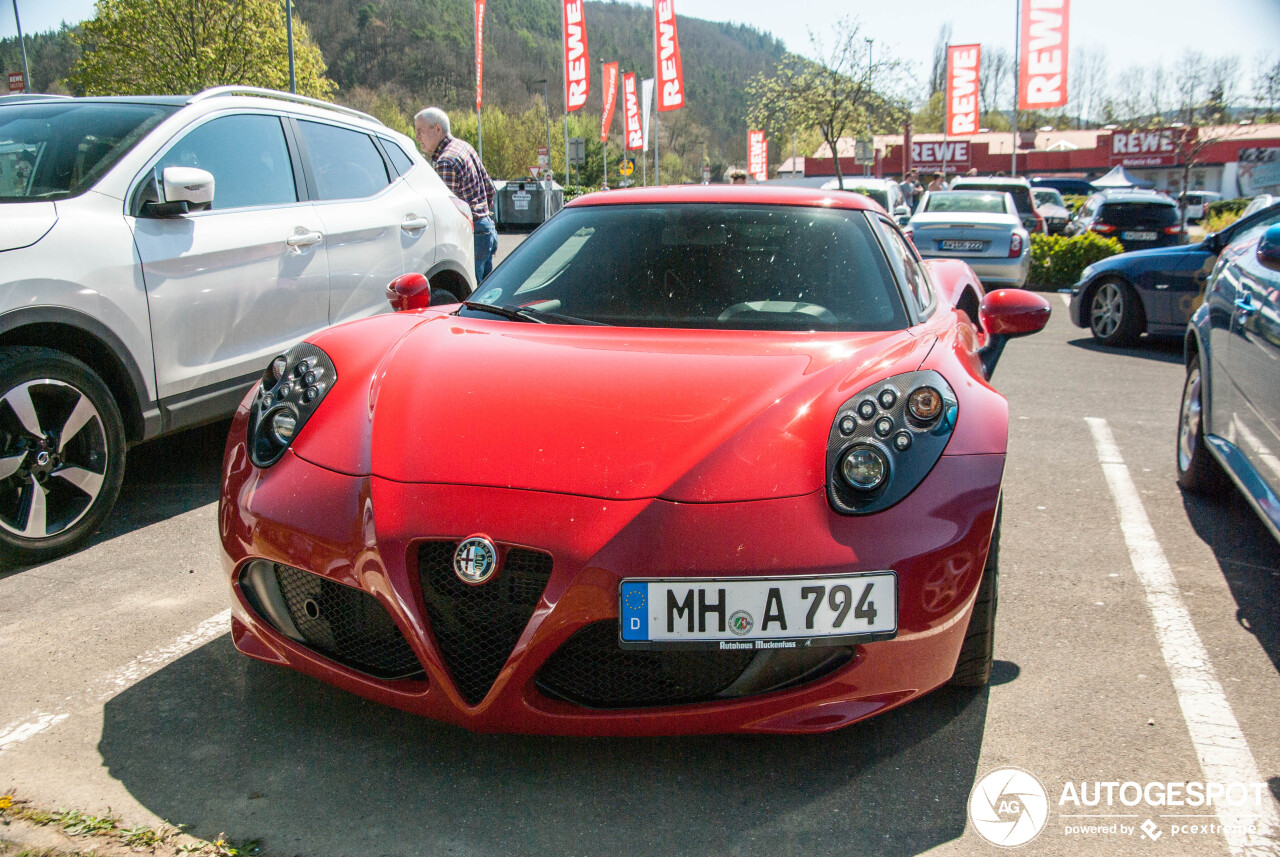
[0,87,475,566]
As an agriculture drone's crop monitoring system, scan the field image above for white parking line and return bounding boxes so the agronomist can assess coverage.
[1086,418,1280,856]
[0,609,230,753]
[1059,293,1072,309]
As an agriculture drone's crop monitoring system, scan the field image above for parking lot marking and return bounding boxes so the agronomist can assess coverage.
[0,609,229,754]
[1086,417,1280,857]
[1059,294,1072,309]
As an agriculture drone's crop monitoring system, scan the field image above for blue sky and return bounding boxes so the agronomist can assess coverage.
[4,0,1277,83]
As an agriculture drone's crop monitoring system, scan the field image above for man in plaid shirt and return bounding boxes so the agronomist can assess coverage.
[414,107,499,283]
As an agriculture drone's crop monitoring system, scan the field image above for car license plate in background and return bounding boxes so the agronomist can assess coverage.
[619,573,897,650]
[939,239,984,252]
[1122,230,1157,241]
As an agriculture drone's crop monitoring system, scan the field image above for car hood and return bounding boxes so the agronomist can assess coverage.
[0,201,56,252]
[1091,241,1208,273]
[297,313,933,503]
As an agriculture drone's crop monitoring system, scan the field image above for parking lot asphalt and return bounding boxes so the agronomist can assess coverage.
[1,278,1278,857]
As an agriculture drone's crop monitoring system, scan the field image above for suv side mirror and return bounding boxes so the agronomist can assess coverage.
[143,167,215,217]
[1258,225,1280,271]
[894,205,911,225]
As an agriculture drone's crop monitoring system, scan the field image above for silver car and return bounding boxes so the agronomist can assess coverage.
[905,190,1031,287]
[0,87,475,566]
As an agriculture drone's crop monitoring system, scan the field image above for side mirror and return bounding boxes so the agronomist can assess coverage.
[895,205,911,225]
[976,289,1052,379]
[386,272,432,311]
[1257,225,1280,271]
[143,167,215,217]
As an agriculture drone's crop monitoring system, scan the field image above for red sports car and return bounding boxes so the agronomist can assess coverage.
[219,186,1050,735]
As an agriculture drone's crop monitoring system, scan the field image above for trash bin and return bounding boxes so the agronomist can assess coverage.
[495,180,564,229]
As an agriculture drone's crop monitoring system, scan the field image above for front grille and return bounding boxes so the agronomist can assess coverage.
[535,621,756,708]
[273,565,424,680]
[417,541,553,705]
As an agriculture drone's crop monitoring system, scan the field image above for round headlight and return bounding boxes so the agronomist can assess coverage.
[263,355,288,391]
[270,409,298,444]
[908,387,943,423]
[840,446,888,491]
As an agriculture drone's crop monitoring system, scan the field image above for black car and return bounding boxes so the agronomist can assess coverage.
[1067,190,1186,252]
[1069,201,1280,345]
[1030,176,1095,197]
[1179,222,1280,544]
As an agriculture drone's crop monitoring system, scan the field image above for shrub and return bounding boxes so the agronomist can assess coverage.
[1205,197,1249,219]
[1062,194,1088,214]
[1026,232,1125,289]
[1200,209,1240,234]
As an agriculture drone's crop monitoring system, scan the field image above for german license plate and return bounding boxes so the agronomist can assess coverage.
[1122,230,1157,241]
[618,572,897,650]
[939,239,984,252]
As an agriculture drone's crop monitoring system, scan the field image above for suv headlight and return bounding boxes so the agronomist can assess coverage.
[826,371,958,515]
[247,342,337,467]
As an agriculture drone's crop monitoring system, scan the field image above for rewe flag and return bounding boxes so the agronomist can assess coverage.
[623,73,643,151]
[946,44,981,136]
[748,130,767,181]
[474,0,485,110]
[1018,0,1069,110]
[653,0,685,111]
[563,0,589,111]
[600,62,619,142]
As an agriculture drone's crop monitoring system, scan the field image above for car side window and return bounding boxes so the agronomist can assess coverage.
[878,217,935,315]
[382,139,415,176]
[1231,209,1280,248]
[155,114,296,210]
[298,120,391,201]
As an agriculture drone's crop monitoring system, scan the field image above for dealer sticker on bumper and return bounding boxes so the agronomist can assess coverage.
[618,572,897,650]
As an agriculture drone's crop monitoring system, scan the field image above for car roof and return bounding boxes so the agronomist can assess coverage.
[1095,190,1175,204]
[824,177,895,187]
[0,94,190,108]
[952,176,1032,187]
[566,185,888,212]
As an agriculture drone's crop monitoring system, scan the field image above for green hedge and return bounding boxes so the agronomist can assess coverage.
[1205,197,1250,219]
[1026,232,1125,289]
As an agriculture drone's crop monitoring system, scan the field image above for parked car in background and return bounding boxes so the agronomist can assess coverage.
[949,176,1045,234]
[820,176,911,224]
[1067,189,1186,253]
[1178,222,1280,544]
[1032,187,1072,235]
[906,190,1031,287]
[1068,201,1280,345]
[1030,176,1096,197]
[1240,194,1275,219]
[220,185,1052,734]
[0,86,475,566]
[1179,190,1223,222]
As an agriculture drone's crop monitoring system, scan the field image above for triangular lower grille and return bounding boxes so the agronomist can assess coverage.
[417,541,552,705]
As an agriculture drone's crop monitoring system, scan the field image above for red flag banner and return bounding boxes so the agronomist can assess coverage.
[748,130,766,181]
[946,44,981,137]
[563,0,589,111]
[654,0,685,111]
[623,73,642,150]
[474,0,485,110]
[600,62,619,143]
[1018,0,1069,110]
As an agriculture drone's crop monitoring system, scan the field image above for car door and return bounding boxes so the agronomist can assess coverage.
[130,112,329,406]
[1221,229,1280,483]
[293,119,436,324]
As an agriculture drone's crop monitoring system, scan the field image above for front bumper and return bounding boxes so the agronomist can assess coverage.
[220,432,1004,735]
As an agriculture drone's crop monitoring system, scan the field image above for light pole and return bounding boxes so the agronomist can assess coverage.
[285,0,296,94]
[11,0,30,93]
[534,79,553,219]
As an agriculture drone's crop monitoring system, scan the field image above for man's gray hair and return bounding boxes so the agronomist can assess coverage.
[414,107,451,136]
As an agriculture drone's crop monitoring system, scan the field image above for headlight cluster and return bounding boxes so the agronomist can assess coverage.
[826,371,958,515]
[248,342,337,467]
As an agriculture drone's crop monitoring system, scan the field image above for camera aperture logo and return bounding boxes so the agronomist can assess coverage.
[969,767,1050,847]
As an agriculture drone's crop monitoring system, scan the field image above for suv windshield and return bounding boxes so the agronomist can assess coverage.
[1098,201,1179,227]
[0,102,176,201]
[466,203,909,331]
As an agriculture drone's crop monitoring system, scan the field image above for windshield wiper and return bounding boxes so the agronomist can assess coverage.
[459,301,610,326]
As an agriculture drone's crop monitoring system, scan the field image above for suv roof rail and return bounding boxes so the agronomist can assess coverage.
[189,86,382,126]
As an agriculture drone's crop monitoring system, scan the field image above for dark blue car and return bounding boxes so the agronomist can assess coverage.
[1069,202,1280,345]
[1178,222,1280,543]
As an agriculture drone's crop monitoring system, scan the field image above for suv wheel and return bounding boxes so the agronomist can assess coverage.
[1089,279,1143,346]
[1176,355,1231,496]
[0,347,126,567]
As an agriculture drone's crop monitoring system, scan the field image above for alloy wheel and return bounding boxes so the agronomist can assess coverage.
[1178,366,1204,475]
[1090,282,1123,339]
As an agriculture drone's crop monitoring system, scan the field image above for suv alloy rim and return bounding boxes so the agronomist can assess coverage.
[1090,282,1123,338]
[0,379,108,538]
[1178,365,1204,474]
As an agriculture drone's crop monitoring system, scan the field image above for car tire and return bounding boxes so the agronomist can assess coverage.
[950,503,1000,687]
[1176,355,1231,496]
[1088,279,1144,346]
[0,346,126,567]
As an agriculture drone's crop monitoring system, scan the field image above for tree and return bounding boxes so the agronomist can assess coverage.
[746,17,909,186]
[70,0,334,98]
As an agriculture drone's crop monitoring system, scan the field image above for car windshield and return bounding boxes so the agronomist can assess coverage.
[465,203,909,331]
[0,102,175,201]
[924,192,1009,214]
[1033,189,1066,208]
[954,182,1034,213]
[1099,201,1179,227]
